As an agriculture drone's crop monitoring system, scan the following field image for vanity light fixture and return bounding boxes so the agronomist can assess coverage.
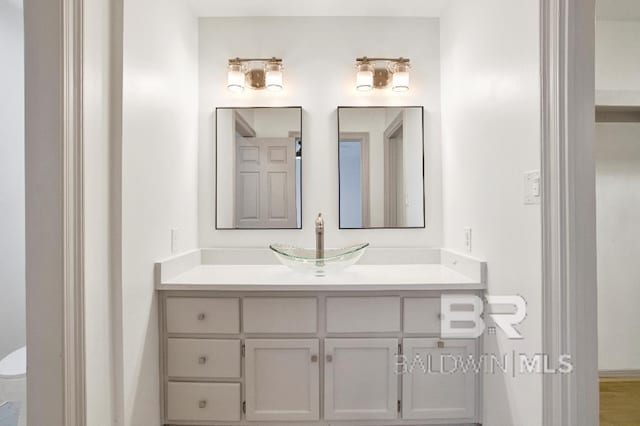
[227,57,284,92]
[355,57,411,92]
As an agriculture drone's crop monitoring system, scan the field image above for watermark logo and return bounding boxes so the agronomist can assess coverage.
[395,294,573,376]
[440,294,526,339]
[396,353,574,376]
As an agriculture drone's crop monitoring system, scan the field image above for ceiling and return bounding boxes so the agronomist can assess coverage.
[188,0,451,17]
[189,1,640,22]
[597,0,640,21]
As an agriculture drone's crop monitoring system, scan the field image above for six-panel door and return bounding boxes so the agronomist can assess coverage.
[324,338,399,420]
[244,339,320,421]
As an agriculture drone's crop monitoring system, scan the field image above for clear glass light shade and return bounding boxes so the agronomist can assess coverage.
[266,63,283,92]
[392,64,410,92]
[356,64,374,91]
[227,64,245,92]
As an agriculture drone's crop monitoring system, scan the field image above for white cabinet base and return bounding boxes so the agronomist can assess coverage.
[159,291,482,425]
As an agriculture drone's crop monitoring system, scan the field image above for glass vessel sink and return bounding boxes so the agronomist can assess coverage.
[269,243,369,276]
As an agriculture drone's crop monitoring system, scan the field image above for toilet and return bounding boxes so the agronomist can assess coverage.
[0,347,26,426]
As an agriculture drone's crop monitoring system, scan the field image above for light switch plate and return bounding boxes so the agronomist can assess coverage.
[524,170,541,205]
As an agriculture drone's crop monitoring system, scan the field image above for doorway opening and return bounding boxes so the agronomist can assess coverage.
[339,133,370,228]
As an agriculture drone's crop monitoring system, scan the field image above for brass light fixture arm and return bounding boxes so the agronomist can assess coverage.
[228,57,283,65]
[356,56,410,64]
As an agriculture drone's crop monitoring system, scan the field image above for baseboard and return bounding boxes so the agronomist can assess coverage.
[599,369,640,378]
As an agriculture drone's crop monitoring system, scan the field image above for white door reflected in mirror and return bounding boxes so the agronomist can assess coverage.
[216,107,302,229]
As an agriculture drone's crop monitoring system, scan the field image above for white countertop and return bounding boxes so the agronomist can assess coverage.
[156,248,487,291]
[160,264,482,291]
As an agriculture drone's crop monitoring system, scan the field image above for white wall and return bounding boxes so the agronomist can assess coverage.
[119,0,199,424]
[594,17,640,373]
[596,123,640,371]
[199,17,442,247]
[595,20,640,106]
[252,108,300,137]
[0,0,25,360]
[440,1,541,425]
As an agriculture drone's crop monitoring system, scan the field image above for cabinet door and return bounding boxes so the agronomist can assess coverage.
[324,338,399,420]
[402,338,476,420]
[245,339,319,421]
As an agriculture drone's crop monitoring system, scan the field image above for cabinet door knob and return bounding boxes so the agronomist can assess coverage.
[437,341,445,348]
[197,313,206,321]
[198,400,207,409]
[326,354,333,363]
[198,356,207,364]
[311,354,318,363]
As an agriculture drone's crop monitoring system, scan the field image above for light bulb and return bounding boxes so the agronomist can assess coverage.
[356,63,374,91]
[266,62,283,92]
[392,63,410,92]
[227,63,245,92]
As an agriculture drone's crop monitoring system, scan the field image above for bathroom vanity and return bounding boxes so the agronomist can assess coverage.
[156,248,486,425]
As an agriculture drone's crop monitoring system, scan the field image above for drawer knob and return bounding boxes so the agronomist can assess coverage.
[326,354,333,363]
[311,354,318,363]
[197,313,206,321]
[198,400,207,409]
[198,356,207,364]
[437,313,442,320]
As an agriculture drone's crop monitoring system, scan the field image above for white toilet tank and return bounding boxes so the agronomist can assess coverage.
[0,346,26,426]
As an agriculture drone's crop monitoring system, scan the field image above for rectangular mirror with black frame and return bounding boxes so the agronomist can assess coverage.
[216,107,302,229]
[338,106,425,229]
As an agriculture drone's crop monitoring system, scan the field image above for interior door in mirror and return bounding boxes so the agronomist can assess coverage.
[338,106,425,229]
[216,107,302,229]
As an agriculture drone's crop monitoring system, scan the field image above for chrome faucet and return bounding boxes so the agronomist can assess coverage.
[315,213,324,262]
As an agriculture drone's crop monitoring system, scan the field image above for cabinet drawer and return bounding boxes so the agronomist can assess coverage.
[166,297,239,334]
[243,297,317,333]
[404,297,441,334]
[167,382,241,422]
[326,297,400,333]
[167,339,240,379]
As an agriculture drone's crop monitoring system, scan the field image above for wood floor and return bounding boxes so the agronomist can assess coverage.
[600,377,640,425]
